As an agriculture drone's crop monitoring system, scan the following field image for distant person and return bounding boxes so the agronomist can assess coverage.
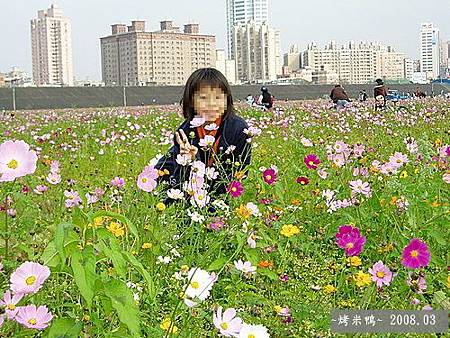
[330,84,350,108]
[258,86,274,110]
[246,93,255,106]
[358,90,368,102]
[373,79,387,111]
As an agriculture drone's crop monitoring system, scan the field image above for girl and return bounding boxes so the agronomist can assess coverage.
[155,68,251,207]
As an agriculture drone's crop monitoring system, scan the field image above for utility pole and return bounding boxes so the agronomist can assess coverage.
[123,86,127,107]
[12,86,16,111]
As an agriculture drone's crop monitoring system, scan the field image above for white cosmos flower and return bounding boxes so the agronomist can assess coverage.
[206,167,219,180]
[167,188,184,200]
[176,154,192,166]
[183,268,217,306]
[199,135,216,148]
[238,323,270,338]
[204,123,219,131]
[190,117,206,127]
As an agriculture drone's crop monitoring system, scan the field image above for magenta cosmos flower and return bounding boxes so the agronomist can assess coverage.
[368,261,393,288]
[296,176,309,185]
[10,262,51,295]
[401,238,431,269]
[262,168,277,185]
[110,176,125,189]
[15,305,53,330]
[335,225,366,256]
[304,154,321,170]
[213,306,243,337]
[0,140,38,182]
[227,181,243,198]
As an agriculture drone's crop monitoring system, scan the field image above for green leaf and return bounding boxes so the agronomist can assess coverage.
[429,229,447,246]
[104,279,141,337]
[71,247,97,309]
[40,241,60,267]
[243,249,260,265]
[123,252,156,303]
[55,222,73,266]
[433,291,450,310]
[45,318,82,338]
[207,256,228,271]
[98,238,127,279]
[258,268,278,281]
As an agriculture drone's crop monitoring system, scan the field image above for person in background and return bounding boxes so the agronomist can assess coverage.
[258,86,274,110]
[374,78,387,111]
[358,90,368,102]
[330,84,350,109]
[246,93,255,106]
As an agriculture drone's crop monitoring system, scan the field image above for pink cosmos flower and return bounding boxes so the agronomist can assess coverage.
[317,168,328,179]
[213,306,243,337]
[262,168,277,185]
[10,262,51,295]
[407,272,427,294]
[207,218,226,231]
[227,181,243,198]
[64,190,82,208]
[137,166,158,192]
[401,238,431,269]
[349,179,371,197]
[0,290,23,319]
[33,185,48,195]
[15,305,53,330]
[296,176,309,185]
[389,152,409,168]
[46,172,61,185]
[0,314,4,327]
[304,154,321,170]
[234,260,257,276]
[335,225,366,256]
[110,176,125,189]
[0,140,38,182]
[190,116,206,127]
[368,261,393,288]
[443,173,450,184]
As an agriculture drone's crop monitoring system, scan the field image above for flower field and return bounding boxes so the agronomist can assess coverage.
[0,97,449,337]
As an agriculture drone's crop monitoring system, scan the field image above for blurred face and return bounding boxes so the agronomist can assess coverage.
[193,85,227,122]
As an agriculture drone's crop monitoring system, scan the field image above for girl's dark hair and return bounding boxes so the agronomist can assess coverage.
[181,68,235,120]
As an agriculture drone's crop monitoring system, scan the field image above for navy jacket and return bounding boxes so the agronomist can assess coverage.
[155,114,251,201]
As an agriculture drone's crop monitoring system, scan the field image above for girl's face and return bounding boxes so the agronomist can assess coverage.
[193,85,227,123]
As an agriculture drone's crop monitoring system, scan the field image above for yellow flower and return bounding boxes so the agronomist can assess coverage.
[291,199,301,206]
[447,276,450,289]
[346,256,362,267]
[430,201,440,207]
[359,157,368,165]
[236,204,252,219]
[180,265,189,273]
[156,202,166,211]
[82,314,90,322]
[323,284,337,294]
[234,171,246,180]
[141,242,152,249]
[274,305,283,314]
[399,170,408,179]
[106,221,125,237]
[354,271,371,287]
[435,138,442,146]
[160,318,178,334]
[280,224,300,238]
[378,243,394,253]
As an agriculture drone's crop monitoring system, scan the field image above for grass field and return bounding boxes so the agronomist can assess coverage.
[0,97,449,337]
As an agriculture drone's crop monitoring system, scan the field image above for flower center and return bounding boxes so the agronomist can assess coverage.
[248,335,256,338]
[346,242,354,249]
[28,318,37,325]
[7,303,16,310]
[191,281,199,289]
[198,195,203,200]
[26,275,37,285]
[142,178,148,183]
[376,271,385,278]
[220,322,229,330]
[7,159,19,169]
[266,175,272,180]
[410,250,418,258]
[231,187,237,192]
[309,161,314,166]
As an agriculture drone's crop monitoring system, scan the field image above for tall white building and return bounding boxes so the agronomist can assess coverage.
[283,44,301,73]
[215,50,237,84]
[420,23,440,80]
[31,4,74,86]
[226,0,268,59]
[233,21,280,83]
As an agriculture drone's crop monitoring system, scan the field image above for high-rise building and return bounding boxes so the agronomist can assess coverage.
[283,45,301,74]
[233,21,280,83]
[215,50,237,84]
[303,41,408,84]
[226,0,268,59]
[31,4,74,86]
[439,40,449,78]
[403,58,414,81]
[419,23,440,80]
[100,21,216,86]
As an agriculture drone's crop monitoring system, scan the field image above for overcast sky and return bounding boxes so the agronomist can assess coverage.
[1,0,449,80]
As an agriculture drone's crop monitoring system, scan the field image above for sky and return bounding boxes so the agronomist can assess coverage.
[0,0,449,81]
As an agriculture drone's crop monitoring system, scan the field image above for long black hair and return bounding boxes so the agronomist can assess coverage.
[181,68,235,120]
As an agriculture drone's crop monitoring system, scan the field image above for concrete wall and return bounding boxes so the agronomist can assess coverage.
[0,84,447,111]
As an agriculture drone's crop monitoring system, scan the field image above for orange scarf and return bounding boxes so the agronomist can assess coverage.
[196,116,222,167]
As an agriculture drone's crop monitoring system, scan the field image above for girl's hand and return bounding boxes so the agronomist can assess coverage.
[175,129,198,160]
